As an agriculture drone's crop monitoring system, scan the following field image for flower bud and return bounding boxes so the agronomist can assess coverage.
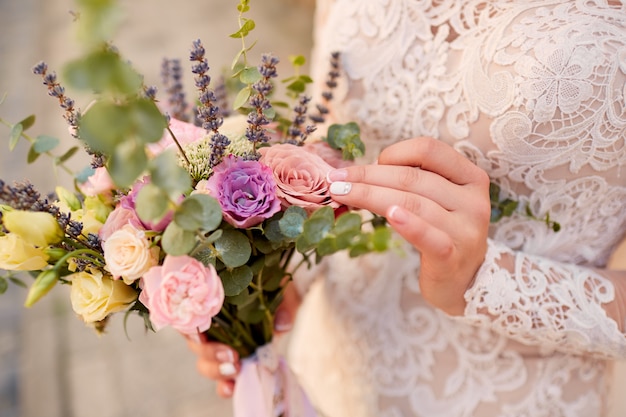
[55,186,81,211]
[44,247,67,262]
[3,210,64,247]
[24,269,60,307]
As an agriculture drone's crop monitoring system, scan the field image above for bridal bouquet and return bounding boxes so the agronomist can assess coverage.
[0,0,390,415]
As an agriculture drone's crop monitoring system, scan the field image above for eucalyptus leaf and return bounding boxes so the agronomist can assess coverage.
[33,135,60,153]
[325,122,365,161]
[136,183,168,223]
[226,287,256,306]
[229,18,255,38]
[180,193,222,232]
[27,145,40,164]
[129,99,168,144]
[149,150,191,198]
[9,124,23,151]
[17,115,36,131]
[64,49,142,95]
[0,277,7,294]
[279,206,307,238]
[333,212,362,235]
[301,206,334,244]
[236,299,265,324]
[75,165,95,183]
[233,87,251,110]
[289,55,306,67]
[371,227,392,252]
[191,246,216,267]
[264,219,286,243]
[220,265,253,296]
[107,140,148,188]
[9,276,27,288]
[239,66,262,84]
[215,229,251,268]
[79,101,130,153]
[161,222,196,255]
[316,236,339,257]
[57,146,80,163]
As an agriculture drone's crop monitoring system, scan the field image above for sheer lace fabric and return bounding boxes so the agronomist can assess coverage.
[287,1,626,416]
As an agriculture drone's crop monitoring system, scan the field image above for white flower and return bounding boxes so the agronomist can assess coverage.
[103,224,159,284]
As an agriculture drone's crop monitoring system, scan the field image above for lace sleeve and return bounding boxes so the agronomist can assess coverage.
[462,238,626,359]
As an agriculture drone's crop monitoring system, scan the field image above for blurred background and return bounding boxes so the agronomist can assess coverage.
[0,0,313,416]
[1,0,626,416]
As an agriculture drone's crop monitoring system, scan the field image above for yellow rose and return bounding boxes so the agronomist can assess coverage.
[69,269,138,323]
[3,210,64,247]
[0,234,50,271]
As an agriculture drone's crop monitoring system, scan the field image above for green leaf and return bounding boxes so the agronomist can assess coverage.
[289,55,306,67]
[229,18,255,38]
[179,194,222,232]
[501,199,519,217]
[325,122,365,161]
[9,124,22,151]
[302,206,334,244]
[107,140,148,188]
[233,87,251,110]
[236,299,265,324]
[264,218,287,243]
[27,145,40,163]
[334,212,362,235]
[9,276,27,288]
[57,146,80,164]
[17,115,36,131]
[489,182,501,202]
[135,183,169,224]
[316,236,338,256]
[239,66,262,84]
[226,287,256,306]
[76,165,95,183]
[215,229,252,268]
[220,265,253,296]
[128,99,168,144]
[371,227,392,252]
[64,49,142,95]
[161,222,196,255]
[33,135,60,153]
[279,206,307,238]
[79,101,130,153]
[149,150,191,199]
[0,277,7,294]
[286,80,306,94]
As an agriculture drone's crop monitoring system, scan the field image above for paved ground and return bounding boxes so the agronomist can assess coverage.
[0,1,312,416]
[1,1,626,416]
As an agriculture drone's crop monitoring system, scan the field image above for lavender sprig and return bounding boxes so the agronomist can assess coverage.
[310,51,341,124]
[244,53,278,159]
[161,58,189,122]
[284,94,317,145]
[190,39,230,168]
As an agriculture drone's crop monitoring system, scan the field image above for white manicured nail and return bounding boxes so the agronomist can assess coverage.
[219,362,237,377]
[329,181,352,195]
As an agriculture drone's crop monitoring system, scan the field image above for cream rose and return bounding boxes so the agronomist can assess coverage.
[70,269,138,323]
[259,143,341,213]
[103,224,159,284]
[0,234,49,271]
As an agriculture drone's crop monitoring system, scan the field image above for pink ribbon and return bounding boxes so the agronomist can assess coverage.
[233,343,317,417]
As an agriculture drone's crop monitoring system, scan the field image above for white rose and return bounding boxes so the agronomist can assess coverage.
[103,224,159,284]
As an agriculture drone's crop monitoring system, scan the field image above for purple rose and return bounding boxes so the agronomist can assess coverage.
[204,155,281,228]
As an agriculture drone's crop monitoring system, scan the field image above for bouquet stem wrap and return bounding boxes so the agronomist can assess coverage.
[234,341,317,417]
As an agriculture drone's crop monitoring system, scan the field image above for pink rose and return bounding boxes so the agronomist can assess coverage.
[99,205,143,242]
[139,255,225,335]
[120,178,174,232]
[80,167,116,197]
[259,143,340,213]
[303,141,353,169]
[148,118,206,155]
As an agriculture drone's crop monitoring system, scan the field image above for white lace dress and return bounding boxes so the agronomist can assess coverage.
[287,1,626,416]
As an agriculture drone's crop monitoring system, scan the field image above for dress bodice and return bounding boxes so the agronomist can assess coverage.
[288,1,626,416]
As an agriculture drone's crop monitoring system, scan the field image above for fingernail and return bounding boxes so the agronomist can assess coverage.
[219,362,237,377]
[387,205,408,224]
[326,169,347,183]
[216,349,235,364]
[274,309,292,332]
[329,181,352,195]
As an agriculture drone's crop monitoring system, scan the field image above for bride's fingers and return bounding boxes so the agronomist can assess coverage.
[329,181,450,226]
[385,205,452,257]
[327,164,464,211]
[378,137,489,188]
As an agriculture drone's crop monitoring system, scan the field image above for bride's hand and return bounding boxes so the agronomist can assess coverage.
[185,282,301,397]
[327,137,491,315]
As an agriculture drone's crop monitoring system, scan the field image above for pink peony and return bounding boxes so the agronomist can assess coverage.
[259,143,341,213]
[204,155,281,228]
[120,177,174,232]
[139,255,225,335]
[79,167,116,198]
[99,205,143,242]
[148,118,207,155]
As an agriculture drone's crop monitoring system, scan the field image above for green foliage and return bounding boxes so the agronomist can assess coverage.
[325,122,366,160]
[161,222,196,256]
[489,182,561,232]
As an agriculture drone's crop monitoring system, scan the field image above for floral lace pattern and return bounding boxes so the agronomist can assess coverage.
[288,1,626,416]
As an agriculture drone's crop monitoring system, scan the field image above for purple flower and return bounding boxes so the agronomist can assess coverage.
[204,155,281,228]
[120,177,174,232]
